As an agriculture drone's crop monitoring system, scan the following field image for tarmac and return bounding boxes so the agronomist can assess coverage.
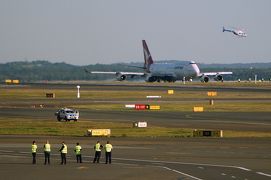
[0,136,271,180]
[0,83,271,179]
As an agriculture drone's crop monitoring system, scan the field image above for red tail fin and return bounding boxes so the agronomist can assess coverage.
[142,40,153,73]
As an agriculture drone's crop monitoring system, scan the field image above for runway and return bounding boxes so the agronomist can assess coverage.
[1,82,271,179]
[0,108,270,132]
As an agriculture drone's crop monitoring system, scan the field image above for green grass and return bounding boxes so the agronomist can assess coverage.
[1,118,271,138]
[2,84,271,100]
[0,118,193,137]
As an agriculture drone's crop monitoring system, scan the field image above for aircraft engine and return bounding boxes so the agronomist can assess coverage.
[214,74,223,81]
[200,75,209,83]
[117,74,126,81]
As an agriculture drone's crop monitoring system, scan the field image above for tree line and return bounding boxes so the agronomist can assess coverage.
[0,60,271,82]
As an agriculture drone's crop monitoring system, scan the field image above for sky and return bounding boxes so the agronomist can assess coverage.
[0,0,271,65]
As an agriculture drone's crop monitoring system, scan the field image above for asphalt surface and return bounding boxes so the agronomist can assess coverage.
[0,83,271,179]
[0,136,271,180]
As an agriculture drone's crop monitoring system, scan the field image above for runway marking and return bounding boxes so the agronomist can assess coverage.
[151,163,164,166]
[114,162,141,167]
[114,146,152,150]
[113,157,252,172]
[20,152,30,154]
[236,167,251,171]
[76,166,89,170]
[162,166,203,180]
[0,155,29,158]
[256,172,271,177]
[3,150,270,178]
[0,150,15,153]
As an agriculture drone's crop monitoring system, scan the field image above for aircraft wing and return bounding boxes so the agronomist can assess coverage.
[90,71,145,76]
[197,71,233,82]
[200,72,233,76]
[85,68,145,81]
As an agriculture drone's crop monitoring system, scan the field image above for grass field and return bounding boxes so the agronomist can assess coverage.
[1,118,271,138]
[0,82,271,137]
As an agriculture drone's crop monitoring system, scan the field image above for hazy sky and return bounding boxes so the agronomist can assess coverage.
[1,0,271,65]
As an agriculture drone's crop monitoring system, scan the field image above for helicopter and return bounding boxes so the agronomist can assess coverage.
[223,26,247,37]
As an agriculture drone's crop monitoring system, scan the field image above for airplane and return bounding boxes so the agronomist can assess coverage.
[85,40,233,83]
[223,26,247,37]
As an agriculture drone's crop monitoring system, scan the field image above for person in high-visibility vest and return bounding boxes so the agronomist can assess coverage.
[59,141,68,165]
[74,142,82,163]
[43,140,51,165]
[93,141,103,163]
[104,141,113,164]
[31,140,37,164]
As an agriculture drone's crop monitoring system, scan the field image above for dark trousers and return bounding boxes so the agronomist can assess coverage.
[61,153,67,164]
[105,152,112,164]
[93,151,101,163]
[32,153,36,164]
[76,154,82,163]
[44,152,50,165]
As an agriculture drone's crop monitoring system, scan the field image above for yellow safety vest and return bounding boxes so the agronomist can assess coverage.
[32,144,37,153]
[95,143,101,152]
[75,145,81,155]
[105,144,113,152]
[61,144,68,154]
[44,143,51,152]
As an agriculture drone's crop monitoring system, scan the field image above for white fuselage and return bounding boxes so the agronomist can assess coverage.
[148,61,199,80]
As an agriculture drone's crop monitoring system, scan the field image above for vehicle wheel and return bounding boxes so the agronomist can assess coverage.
[57,116,61,121]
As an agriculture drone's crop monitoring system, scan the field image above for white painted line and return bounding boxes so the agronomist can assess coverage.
[20,152,30,154]
[236,167,251,171]
[162,166,203,180]
[0,155,29,159]
[113,157,251,172]
[256,172,271,177]
[221,173,226,176]
[146,96,161,98]
[114,162,140,167]
[152,163,164,166]
[0,150,15,153]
